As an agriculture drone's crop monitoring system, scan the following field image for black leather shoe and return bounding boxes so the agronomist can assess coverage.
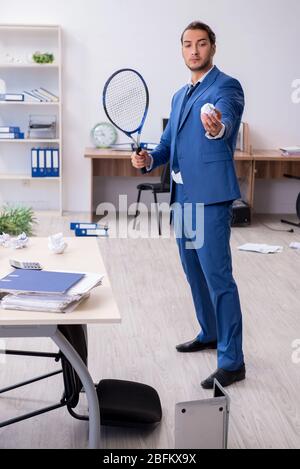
[176,338,217,353]
[201,364,246,389]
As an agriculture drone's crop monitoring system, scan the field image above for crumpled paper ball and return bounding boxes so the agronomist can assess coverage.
[0,233,11,247]
[0,232,29,249]
[201,103,217,116]
[11,233,29,249]
[48,233,68,254]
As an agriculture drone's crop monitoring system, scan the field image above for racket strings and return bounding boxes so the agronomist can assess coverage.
[104,71,148,133]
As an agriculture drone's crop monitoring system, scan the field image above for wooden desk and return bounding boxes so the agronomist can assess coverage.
[85,148,255,215]
[0,237,121,448]
[0,237,120,326]
[249,150,300,209]
[85,148,164,215]
[85,148,300,216]
[234,151,255,210]
[85,148,163,177]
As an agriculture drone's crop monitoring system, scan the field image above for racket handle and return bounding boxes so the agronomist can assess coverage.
[136,147,147,175]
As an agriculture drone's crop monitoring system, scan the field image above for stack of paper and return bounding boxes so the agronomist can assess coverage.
[66,272,104,295]
[1,292,90,313]
[0,271,104,313]
[280,146,300,156]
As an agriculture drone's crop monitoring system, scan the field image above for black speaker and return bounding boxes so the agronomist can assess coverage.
[281,175,300,229]
[231,200,251,226]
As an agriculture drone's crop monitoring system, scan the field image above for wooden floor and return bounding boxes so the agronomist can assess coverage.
[0,212,300,449]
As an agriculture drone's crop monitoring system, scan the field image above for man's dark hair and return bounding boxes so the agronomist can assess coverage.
[181,21,216,46]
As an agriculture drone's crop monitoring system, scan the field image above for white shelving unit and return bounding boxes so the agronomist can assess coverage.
[0,24,63,214]
[0,102,60,106]
[0,139,61,143]
[0,64,59,68]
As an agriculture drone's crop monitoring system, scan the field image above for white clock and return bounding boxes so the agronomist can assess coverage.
[91,122,118,148]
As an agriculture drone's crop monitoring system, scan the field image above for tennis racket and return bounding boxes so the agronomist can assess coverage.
[103,68,149,174]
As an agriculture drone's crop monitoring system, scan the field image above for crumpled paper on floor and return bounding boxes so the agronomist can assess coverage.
[290,242,300,250]
[238,243,283,254]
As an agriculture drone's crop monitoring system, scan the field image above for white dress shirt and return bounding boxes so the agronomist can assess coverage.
[147,65,225,184]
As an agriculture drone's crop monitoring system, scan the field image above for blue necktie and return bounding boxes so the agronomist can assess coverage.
[172,82,200,174]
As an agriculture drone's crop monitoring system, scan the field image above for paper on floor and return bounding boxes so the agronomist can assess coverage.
[290,242,300,250]
[238,243,283,254]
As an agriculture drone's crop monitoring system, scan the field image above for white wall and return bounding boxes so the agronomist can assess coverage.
[1,0,300,213]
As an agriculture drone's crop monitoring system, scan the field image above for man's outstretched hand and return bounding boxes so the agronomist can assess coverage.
[201,108,223,137]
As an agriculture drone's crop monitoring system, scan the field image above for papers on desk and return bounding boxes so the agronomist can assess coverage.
[1,292,90,313]
[55,271,104,295]
[0,271,104,313]
[280,146,300,156]
[238,243,283,254]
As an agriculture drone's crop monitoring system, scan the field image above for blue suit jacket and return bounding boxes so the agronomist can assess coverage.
[150,66,245,205]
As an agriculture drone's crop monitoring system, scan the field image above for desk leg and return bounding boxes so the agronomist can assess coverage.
[241,159,255,216]
[52,329,100,449]
[90,159,94,221]
[249,160,256,215]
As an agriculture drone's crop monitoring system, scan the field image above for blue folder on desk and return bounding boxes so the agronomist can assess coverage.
[70,222,99,231]
[75,228,108,237]
[0,270,84,295]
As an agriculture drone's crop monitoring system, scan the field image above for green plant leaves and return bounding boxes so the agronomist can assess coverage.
[0,206,37,236]
[32,52,54,64]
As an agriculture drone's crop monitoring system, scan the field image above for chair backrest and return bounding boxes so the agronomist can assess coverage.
[297,193,300,220]
[58,325,87,409]
[159,118,171,192]
[160,161,170,192]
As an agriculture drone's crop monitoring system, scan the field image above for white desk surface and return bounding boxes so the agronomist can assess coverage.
[0,237,121,326]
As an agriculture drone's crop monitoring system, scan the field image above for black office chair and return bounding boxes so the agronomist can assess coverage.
[281,174,300,228]
[133,162,171,236]
[0,325,162,430]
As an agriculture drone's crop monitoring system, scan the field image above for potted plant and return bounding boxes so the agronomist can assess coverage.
[0,206,37,236]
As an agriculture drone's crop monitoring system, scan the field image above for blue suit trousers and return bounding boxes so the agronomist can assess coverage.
[173,182,244,371]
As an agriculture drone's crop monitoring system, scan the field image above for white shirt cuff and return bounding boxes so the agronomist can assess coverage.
[172,171,184,184]
[146,154,154,171]
[205,123,226,139]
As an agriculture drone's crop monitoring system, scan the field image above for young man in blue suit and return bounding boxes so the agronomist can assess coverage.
[132,21,245,389]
